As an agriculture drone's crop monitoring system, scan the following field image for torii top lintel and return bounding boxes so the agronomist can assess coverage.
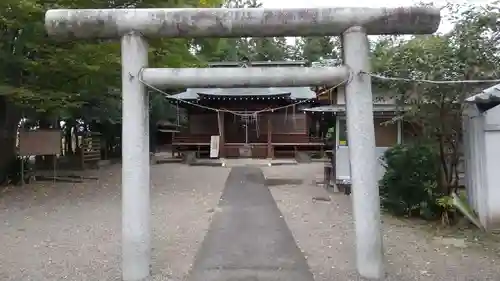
[45,7,440,40]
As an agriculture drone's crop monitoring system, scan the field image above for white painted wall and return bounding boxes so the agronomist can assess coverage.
[485,105,500,124]
[333,86,400,183]
[484,106,500,229]
[464,104,500,231]
[335,116,401,183]
[336,146,388,182]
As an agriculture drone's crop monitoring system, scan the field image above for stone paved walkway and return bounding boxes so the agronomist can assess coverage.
[188,166,313,281]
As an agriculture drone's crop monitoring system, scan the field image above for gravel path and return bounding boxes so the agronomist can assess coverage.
[264,163,500,281]
[2,162,499,281]
[0,164,229,281]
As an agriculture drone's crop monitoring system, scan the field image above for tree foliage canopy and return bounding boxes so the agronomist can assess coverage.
[0,0,352,124]
[371,2,499,190]
[0,0,224,123]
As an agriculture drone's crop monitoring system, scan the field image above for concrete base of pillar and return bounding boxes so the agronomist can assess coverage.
[331,183,340,193]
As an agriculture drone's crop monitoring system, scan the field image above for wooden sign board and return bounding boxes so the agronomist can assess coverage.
[210,135,220,158]
[19,130,61,156]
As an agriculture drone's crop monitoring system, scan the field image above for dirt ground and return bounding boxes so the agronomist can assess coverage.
[0,164,229,281]
[264,163,500,281]
[1,162,499,281]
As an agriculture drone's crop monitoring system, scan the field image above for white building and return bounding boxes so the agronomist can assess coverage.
[463,83,500,231]
[303,85,405,183]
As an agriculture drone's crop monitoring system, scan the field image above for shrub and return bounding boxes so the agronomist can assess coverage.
[379,143,443,219]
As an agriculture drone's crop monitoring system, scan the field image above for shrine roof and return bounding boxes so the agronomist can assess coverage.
[168,87,316,100]
[466,83,500,112]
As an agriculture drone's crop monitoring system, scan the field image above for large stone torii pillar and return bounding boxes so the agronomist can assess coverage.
[45,7,440,281]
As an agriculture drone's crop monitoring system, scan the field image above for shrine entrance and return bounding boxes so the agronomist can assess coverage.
[44,7,440,281]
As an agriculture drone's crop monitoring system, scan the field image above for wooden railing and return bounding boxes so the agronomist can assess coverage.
[172,134,211,144]
[80,133,102,168]
[173,133,323,145]
[272,134,322,144]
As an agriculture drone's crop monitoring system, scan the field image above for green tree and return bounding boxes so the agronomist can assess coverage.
[372,2,500,196]
[248,37,292,61]
[293,36,340,62]
[195,0,295,62]
[0,0,224,182]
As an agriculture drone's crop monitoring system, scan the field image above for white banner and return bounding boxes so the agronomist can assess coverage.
[210,135,220,158]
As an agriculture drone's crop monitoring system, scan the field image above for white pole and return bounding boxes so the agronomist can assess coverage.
[245,110,249,144]
[342,26,384,279]
[121,32,151,281]
[140,66,349,88]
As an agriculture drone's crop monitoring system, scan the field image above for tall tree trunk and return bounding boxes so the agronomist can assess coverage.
[0,97,21,184]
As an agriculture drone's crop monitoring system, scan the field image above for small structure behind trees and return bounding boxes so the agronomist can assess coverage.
[304,86,405,183]
[463,83,500,231]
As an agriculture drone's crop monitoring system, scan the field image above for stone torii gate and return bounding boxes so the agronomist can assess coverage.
[45,7,440,281]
